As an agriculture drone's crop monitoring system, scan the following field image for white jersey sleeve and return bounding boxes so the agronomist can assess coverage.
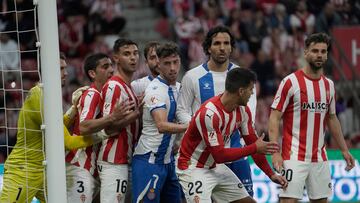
[131,76,152,97]
[176,72,195,124]
[144,84,167,112]
[247,86,257,122]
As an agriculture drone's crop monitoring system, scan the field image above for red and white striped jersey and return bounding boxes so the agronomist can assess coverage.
[98,75,140,164]
[65,83,101,176]
[271,70,336,162]
[177,95,255,170]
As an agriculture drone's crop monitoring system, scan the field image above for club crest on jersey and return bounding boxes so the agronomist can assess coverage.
[152,86,158,90]
[194,195,200,203]
[80,194,86,202]
[150,96,159,104]
[301,102,329,112]
[147,188,156,200]
[117,193,123,202]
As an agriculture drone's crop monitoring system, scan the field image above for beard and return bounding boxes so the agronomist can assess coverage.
[213,55,228,65]
[150,65,159,75]
[309,61,323,71]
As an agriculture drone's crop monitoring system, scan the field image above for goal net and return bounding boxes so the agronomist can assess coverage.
[0,0,66,202]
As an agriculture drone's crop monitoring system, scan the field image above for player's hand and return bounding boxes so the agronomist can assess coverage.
[342,151,355,171]
[255,133,279,154]
[91,130,117,143]
[110,100,135,122]
[72,86,89,107]
[272,152,284,173]
[270,174,288,189]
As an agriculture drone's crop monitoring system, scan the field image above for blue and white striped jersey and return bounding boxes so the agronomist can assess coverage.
[133,76,181,164]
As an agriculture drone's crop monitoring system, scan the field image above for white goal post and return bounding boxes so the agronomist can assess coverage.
[37,0,66,202]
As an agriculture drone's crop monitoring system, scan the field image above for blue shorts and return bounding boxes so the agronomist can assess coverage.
[226,158,253,197]
[228,131,254,197]
[132,155,181,203]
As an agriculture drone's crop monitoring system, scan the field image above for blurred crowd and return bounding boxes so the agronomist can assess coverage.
[0,0,360,162]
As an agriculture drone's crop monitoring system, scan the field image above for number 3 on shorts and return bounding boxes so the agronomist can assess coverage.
[188,181,203,196]
[77,181,84,193]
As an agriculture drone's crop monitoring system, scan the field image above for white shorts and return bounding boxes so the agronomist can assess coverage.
[97,161,129,203]
[176,164,249,203]
[66,164,100,203]
[279,160,332,200]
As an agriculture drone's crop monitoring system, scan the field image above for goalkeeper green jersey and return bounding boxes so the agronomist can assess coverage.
[4,84,96,172]
[5,85,44,172]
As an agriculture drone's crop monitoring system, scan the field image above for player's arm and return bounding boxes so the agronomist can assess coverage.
[268,78,292,172]
[152,109,188,134]
[79,92,134,135]
[63,125,112,150]
[326,113,355,171]
[268,108,284,172]
[146,86,187,134]
[241,107,277,178]
[199,109,275,163]
[64,125,94,150]
[243,132,287,188]
[241,107,287,188]
[176,73,194,124]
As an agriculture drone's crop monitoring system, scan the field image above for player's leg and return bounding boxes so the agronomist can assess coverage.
[226,158,254,197]
[212,164,252,203]
[279,160,310,202]
[131,155,166,203]
[97,161,129,203]
[66,164,99,203]
[306,161,331,203]
[160,162,181,203]
[176,167,216,203]
[0,166,44,203]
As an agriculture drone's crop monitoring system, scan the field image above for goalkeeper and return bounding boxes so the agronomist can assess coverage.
[0,53,127,202]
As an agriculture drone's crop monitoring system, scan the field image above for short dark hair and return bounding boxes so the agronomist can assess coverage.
[156,42,180,59]
[305,33,331,51]
[113,38,138,53]
[144,41,160,60]
[202,26,235,56]
[225,68,257,93]
[83,53,109,81]
[60,52,66,60]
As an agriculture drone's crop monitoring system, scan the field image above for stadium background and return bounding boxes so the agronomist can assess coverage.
[0,0,359,202]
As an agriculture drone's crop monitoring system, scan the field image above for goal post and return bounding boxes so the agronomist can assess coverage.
[37,0,67,202]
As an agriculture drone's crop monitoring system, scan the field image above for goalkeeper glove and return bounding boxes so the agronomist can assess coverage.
[72,86,89,107]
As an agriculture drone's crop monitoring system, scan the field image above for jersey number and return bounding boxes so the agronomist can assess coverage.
[116,179,127,193]
[281,169,293,182]
[16,187,22,200]
[188,181,203,195]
